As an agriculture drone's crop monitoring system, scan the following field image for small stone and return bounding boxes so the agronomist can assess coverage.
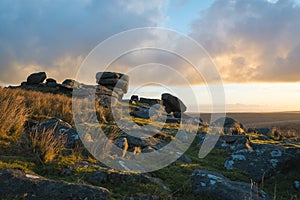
[294,181,300,191]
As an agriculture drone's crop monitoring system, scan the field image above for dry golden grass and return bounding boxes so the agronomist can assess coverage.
[28,128,66,163]
[1,88,73,124]
[0,88,28,146]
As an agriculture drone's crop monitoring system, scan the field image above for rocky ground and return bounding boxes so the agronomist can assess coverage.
[0,72,300,199]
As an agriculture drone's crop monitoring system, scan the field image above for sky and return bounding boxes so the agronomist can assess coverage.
[0,0,300,112]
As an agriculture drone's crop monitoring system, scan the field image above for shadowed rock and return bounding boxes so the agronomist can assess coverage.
[45,78,57,87]
[139,98,162,106]
[161,93,187,113]
[27,72,47,85]
[212,117,245,135]
[0,169,110,200]
[224,144,300,182]
[34,118,79,148]
[96,72,129,82]
[190,169,272,200]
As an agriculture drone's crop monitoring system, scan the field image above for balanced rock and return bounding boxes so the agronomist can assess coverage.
[161,93,187,113]
[27,72,47,85]
[96,72,129,82]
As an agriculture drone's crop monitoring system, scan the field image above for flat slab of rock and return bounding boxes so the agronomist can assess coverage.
[0,169,110,200]
[190,169,272,200]
[198,134,252,152]
[97,78,128,93]
[224,144,300,182]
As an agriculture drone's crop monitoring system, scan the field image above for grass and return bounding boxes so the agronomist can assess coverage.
[0,88,300,199]
[1,88,73,124]
[28,128,67,163]
[0,88,28,147]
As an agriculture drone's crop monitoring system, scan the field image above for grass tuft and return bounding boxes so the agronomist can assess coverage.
[28,128,66,163]
[0,88,28,147]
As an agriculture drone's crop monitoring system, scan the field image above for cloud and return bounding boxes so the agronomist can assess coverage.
[0,0,167,85]
[190,0,300,83]
[2,0,300,86]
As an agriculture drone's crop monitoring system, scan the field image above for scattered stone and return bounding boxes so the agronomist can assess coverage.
[212,117,245,135]
[130,108,150,119]
[61,79,80,89]
[173,112,182,118]
[0,169,110,200]
[161,93,187,113]
[88,170,170,193]
[20,81,27,87]
[27,72,47,85]
[122,195,159,200]
[130,95,139,102]
[256,128,272,136]
[190,169,272,200]
[198,134,252,152]
[165,117,180,124]
[88,170,149,185]
[294,180,300,191]
[45,78,57,87]
[34,118,79,148]
[178,154,193,164]
[126,135,157,149]
[224,144,300,182]
[139,98,162,106]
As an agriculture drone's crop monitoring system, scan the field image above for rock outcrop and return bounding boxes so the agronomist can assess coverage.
[0,169,110,200]
[198,134,252,152]
[95,72,129,107]
[96,72,129,93]
[224,144,300,182]
[27,72,47,85]
[45,78,57,87]
[34,118,79,148]
[212,117,245,135]
[161,93,187,113]
[190,169,272,200]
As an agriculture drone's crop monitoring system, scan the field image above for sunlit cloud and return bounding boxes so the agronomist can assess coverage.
[190,0,300,83]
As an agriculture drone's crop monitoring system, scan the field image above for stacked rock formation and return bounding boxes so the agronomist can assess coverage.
[95,72,129,107]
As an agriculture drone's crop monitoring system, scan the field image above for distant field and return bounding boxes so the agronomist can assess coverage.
[191,112,300,133]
